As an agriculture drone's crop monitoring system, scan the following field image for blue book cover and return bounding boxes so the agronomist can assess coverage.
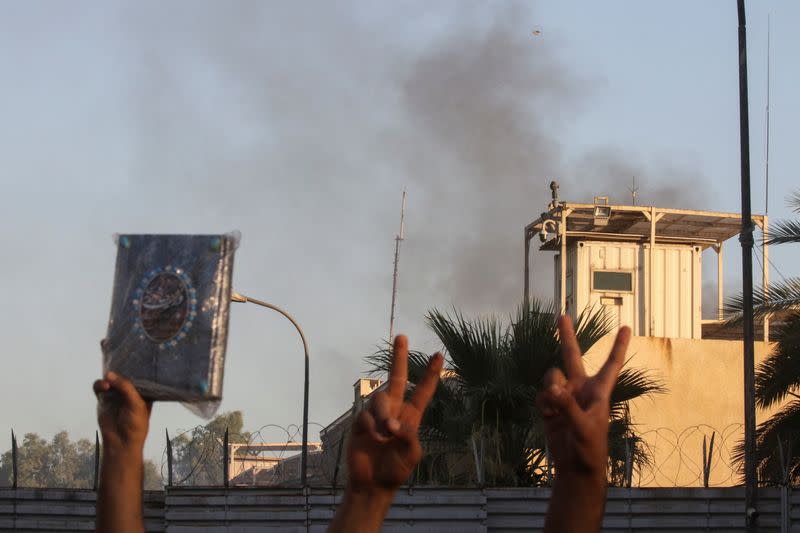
[103,234,237,402]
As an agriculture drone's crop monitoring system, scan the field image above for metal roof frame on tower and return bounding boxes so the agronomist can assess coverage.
[523,182,770,341]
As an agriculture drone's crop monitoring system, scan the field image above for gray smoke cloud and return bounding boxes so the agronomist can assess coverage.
[0,1,732,457]
[120,0,713,326]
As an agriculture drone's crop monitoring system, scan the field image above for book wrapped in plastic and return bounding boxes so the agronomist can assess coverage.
[102,233,239,416]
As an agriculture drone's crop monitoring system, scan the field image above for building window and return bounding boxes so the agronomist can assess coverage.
[592,270,633,292]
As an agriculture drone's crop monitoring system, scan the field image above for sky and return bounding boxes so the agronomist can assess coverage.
[1,1,798,467]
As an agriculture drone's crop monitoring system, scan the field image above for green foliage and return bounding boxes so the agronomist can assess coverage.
[143,460,163,491]
[733,313,800,484]
[726,189,800,484]
[366,300,664,487]
[724,190,800,323]
[765,192,800,246]
[171,411,251,486]
[767,220,800,246]
[724,278,800,322]
[0,431,161,489]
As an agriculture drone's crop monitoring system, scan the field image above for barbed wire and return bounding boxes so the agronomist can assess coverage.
[634,424,744,487]
[160,421,337,487]
[160,421,756,489]
[0,421,776,489]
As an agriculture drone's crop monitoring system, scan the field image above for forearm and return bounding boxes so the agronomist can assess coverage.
[327,485,395,533]
[97,446,145,533]
[544,473,607,533]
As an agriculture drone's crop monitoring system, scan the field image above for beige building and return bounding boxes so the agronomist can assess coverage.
[227,441,323,486]
[525,185,777,486]
[318,378,386,486]
[318,188,780,488]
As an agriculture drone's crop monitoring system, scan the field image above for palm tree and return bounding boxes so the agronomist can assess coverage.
[766,191,800,246]
[728,190,800,483]
[366,300,663,487]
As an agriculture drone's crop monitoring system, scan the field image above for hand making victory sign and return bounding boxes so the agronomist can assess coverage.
[328,335,444,533]
[538,315,632,533]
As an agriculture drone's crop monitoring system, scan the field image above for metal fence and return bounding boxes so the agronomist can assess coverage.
[160,422,763,490]
[0,423,774,490]
[0,485,795,531]
[160,423,334,488]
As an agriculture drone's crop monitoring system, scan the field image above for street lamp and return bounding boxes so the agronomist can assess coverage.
[230,291,310,487]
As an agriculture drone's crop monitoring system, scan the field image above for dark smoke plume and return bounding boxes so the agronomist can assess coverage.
[122,1,712,325]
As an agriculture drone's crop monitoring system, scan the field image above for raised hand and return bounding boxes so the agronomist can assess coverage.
[328,335,443,533]
[93,371,152,452]
[348,334,443,490]
[93,370,152,533]
[537,315,631,533]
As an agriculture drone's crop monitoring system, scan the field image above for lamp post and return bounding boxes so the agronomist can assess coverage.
[231,291,310,487]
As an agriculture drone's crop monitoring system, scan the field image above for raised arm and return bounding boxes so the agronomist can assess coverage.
[94,371,152,533]
[328,335,443,533]
[537,316,631,533]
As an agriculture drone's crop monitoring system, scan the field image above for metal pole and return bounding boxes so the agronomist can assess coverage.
[763,216,770,342]
[717,243,724,321]
[232,293,310,487]
[736,0,758,528]
[389,191,406,340]
[763,20,771,341]
[166,429,173,487]
[559,209,567,315]
[765,15,771,217]
[11,430,17,489]
[649,207,657,337]
[93,431,100,492]
[223,428,229,488]
[524,229,531,306]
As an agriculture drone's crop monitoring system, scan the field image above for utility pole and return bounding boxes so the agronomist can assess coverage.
[736,0,758,529]
[389,190,406,341]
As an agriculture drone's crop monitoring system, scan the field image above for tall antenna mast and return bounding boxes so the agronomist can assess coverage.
[389,190,406,340]
[762,15,772,354]
[629,176,639,205]
[765,15,771,215]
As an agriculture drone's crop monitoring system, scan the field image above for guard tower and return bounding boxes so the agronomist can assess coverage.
[520,183,780,487]
[524,182,770,340]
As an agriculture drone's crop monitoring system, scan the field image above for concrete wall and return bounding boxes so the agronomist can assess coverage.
[584,336,778,487]
[0,486,793,531]
[0,488,165,532]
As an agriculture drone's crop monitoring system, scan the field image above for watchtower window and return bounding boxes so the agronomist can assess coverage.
[592,270,633,292]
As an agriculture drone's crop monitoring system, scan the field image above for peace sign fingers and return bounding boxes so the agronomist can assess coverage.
[558,316,587,380]
[387,335,409,400]
[408,353,444,422]
[593,326,631,398]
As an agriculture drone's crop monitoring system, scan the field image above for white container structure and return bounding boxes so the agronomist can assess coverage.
[525,184,769,340]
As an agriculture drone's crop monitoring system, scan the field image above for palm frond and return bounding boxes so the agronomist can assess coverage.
[724,278,800,322]
[607,418,652,486]
[609,368,666,419]
[754,313,800,409]
[365,345,435,384]
[788,190,800,214]
[363,300,660,487]
[574,305,616,353]
[733,399,800,484]
[427,308,507,389]
[509,300,560,388]
[767,220,800,246]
